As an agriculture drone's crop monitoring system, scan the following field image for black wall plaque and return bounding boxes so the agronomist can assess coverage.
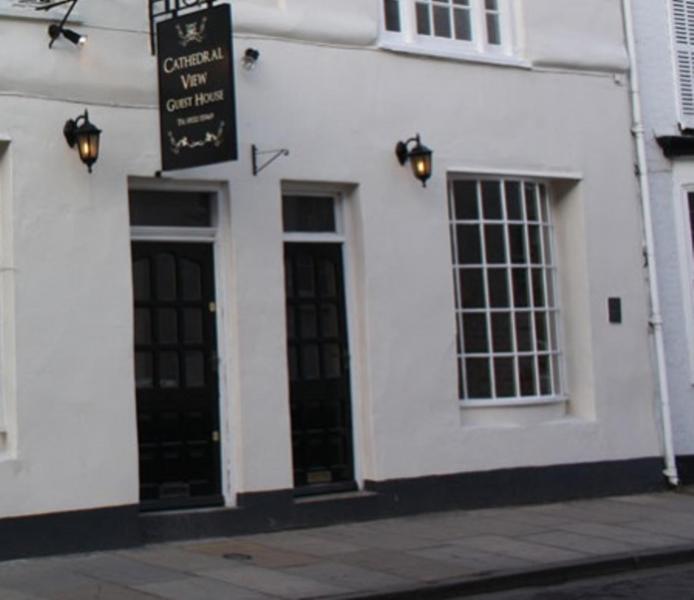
[157,4,237,171]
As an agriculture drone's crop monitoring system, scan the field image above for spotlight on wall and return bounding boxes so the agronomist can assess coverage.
[64,110,101,173]
[48,23,87,48]
[241,47,260,70]
[395,134,433,187]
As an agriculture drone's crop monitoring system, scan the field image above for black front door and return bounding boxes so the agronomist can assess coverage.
[284,242,355,494]
[132,242,222,510]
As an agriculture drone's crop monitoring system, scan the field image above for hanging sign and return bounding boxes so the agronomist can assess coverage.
[156,3,237,171]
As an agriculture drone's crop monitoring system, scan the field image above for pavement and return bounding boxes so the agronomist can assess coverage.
[3,489,694,599]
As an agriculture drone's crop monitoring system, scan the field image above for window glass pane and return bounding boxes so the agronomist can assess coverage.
[491,312,512,351]
[519,356,536,396]
[156,254,177,301]
[538,354,552,395]
[505,181,522,220]
[481,181,502,219]
[181,259,202,301]
[466,358,491,398]
[453,7,472,40]
[532,269,545,306]
[129,190,212,227]
[159,352,180,388]
[463,313,488,353]
[528,226,541,264]
[433,4,452,37]
[459,268,485,308]
[320,304,339,337]
[133,258,151,301]
[185,352,205,388]
[488,268,509,307]
[135,352,153,389]
[486,12,501,44]
[299,304,318,339]
[513,268,529,307]
[384,0,401,31]
[458,225,482,264]
[158,308,178,343]
[184,308,204,343]
[301,344,320,380]
[453,180,478,219]
[515,311,532,351]
[134,309,151,345]
[323,344,342,379]
[535,311,549,351]
[283,195,336,232]
[484,225,506,263]
[525,183,539,220]
[494,358,515,396]
[509,226,526,263]
[485,0,498,8]
[415,1,431,34]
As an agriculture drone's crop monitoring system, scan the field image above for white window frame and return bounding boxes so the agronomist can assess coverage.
[380,0,523,66]
[448,174,567,407]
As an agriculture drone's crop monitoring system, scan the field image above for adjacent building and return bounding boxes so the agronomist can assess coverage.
[631,0,694,485]
[0,0,667,559]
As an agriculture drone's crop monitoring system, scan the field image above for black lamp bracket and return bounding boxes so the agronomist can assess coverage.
[252,144,289,176]
[395,134,422,165]
[43,0,80,48]
[63,110,88,147]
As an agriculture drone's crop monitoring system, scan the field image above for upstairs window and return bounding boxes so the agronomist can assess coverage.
[673,0,694,128]
[382,0,512,58]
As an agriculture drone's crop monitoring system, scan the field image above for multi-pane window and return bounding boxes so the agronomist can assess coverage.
[448,178,563,402]
[382,0,509,56]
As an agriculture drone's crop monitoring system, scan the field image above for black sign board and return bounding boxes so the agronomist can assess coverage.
[156,4,237,171]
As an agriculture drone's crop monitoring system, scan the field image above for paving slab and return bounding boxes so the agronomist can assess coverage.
[118,546,238,574]
[409,543,538,573]
[240,531,363,556]
[202,564,349,598]
[554,521,687,549]
[136,575,275,600]
[333,548,473,582]
[50,582,163,600]
[68,553,186,587]
[451,535,589,564]
[523,531,640,557]
[282,561,414,592]
[182,539,320,568]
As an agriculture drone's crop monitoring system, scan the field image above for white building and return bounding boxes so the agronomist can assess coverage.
[0,0,667,559]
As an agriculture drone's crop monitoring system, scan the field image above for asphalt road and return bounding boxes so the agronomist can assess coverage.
[464,562,694,599]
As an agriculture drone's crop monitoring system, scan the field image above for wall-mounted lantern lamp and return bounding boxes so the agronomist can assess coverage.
[395,134,433,187]
[64,110,101,173]
[241,48,260,70]
[48,23,87,48]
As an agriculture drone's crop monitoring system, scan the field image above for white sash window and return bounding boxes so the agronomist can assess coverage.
[382,0,514,59]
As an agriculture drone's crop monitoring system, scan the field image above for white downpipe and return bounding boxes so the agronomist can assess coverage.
[622,0,679,486]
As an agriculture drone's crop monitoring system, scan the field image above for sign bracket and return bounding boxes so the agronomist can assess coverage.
[252,145,290,176]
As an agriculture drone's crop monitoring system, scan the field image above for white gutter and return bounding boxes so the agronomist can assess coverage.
[622,0,679,486]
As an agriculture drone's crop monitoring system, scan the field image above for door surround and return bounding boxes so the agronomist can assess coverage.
[128,178,235,507]
[281,185,364,492]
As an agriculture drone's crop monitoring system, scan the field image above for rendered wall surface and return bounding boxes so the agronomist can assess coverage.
[632,0,694,457]
[0,0,662,519]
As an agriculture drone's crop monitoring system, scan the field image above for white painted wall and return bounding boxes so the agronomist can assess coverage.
[0,0,662,518]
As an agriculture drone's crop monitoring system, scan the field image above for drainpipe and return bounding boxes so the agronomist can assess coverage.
[622,0,679,486]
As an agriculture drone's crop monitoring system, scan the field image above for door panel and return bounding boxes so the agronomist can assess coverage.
[132,242,222,510]
[284,243,355,493]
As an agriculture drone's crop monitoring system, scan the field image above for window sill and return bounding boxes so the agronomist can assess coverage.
[379,40,530,69]
[460,395,568,409]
